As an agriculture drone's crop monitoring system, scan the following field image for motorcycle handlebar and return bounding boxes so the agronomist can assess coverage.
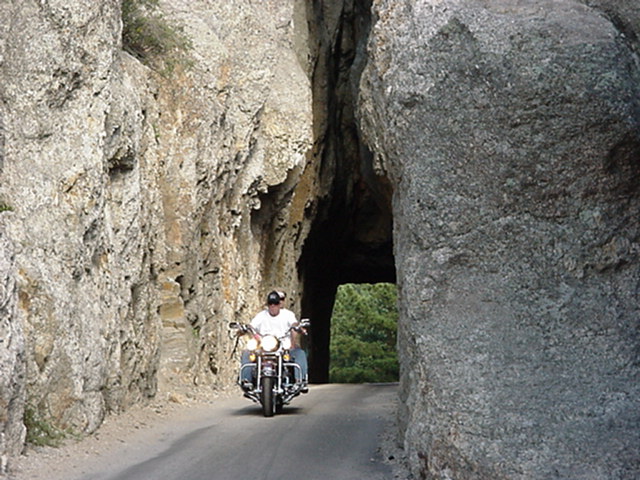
[228,322,256,336]
[291,318,311,335]
[229,319,310,337]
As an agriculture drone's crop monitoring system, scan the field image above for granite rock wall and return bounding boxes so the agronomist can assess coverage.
[0,0,316,464]
[359,0,640,478]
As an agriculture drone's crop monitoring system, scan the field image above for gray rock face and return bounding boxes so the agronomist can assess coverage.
[359,0,640,478]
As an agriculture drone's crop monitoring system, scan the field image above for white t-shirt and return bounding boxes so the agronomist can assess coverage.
[250,308,297,338]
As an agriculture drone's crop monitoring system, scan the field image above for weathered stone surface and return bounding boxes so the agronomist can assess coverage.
[360,0,640,478]
[0,218,25,470]
[0,0,314,464]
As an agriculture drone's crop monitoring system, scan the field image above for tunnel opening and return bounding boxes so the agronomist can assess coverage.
[298,0,395,383]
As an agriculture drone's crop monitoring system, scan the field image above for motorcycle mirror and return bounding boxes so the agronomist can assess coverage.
[228,322,239,329]
[300,318,311,328]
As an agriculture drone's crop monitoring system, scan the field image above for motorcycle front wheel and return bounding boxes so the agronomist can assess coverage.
[260,376,275,417]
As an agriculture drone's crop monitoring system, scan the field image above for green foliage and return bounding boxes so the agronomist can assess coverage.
[329,283,399,383]
[121,0,192,74]
[0,201,12,212]
[24,406,69,447]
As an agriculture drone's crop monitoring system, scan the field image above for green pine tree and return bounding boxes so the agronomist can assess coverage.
[329,283,399,383]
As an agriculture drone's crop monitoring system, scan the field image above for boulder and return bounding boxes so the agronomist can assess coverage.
[359,0,640,477]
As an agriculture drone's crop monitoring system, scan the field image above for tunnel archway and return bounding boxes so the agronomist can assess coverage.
[298,164,395,382]
[298,0,394,383]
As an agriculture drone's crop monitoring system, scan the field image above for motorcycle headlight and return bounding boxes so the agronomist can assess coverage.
[246,337,259,351]
[281,337,292,350]
[261,335,279,352]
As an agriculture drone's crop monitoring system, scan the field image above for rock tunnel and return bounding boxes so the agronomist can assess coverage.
[298,146,395,383]
[296,0,394,383]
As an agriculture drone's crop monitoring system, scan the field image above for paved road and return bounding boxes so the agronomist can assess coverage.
[80,384,398,480]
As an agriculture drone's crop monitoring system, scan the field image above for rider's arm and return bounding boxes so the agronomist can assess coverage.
[286,310,302,348]
[291,327,300,348]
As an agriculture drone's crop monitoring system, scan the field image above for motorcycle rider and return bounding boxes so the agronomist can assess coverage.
[240,290,308,389]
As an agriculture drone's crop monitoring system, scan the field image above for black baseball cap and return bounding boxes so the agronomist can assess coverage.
[267,291,281,305]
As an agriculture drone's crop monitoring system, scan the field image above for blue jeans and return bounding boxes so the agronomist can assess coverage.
[240,348,308,383]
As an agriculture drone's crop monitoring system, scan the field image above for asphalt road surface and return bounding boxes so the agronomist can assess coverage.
[77,383,398,480]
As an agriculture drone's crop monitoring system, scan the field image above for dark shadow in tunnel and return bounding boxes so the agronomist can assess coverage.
[299,151,395,383]
[298,0,393,384]
[299,189,395,383]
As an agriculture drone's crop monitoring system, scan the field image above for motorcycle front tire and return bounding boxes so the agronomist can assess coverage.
[260,376,275,417]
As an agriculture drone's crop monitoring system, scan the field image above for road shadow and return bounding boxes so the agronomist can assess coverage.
[229,404,305,417]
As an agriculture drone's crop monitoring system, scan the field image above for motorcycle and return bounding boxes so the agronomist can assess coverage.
[229,319,310,417]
